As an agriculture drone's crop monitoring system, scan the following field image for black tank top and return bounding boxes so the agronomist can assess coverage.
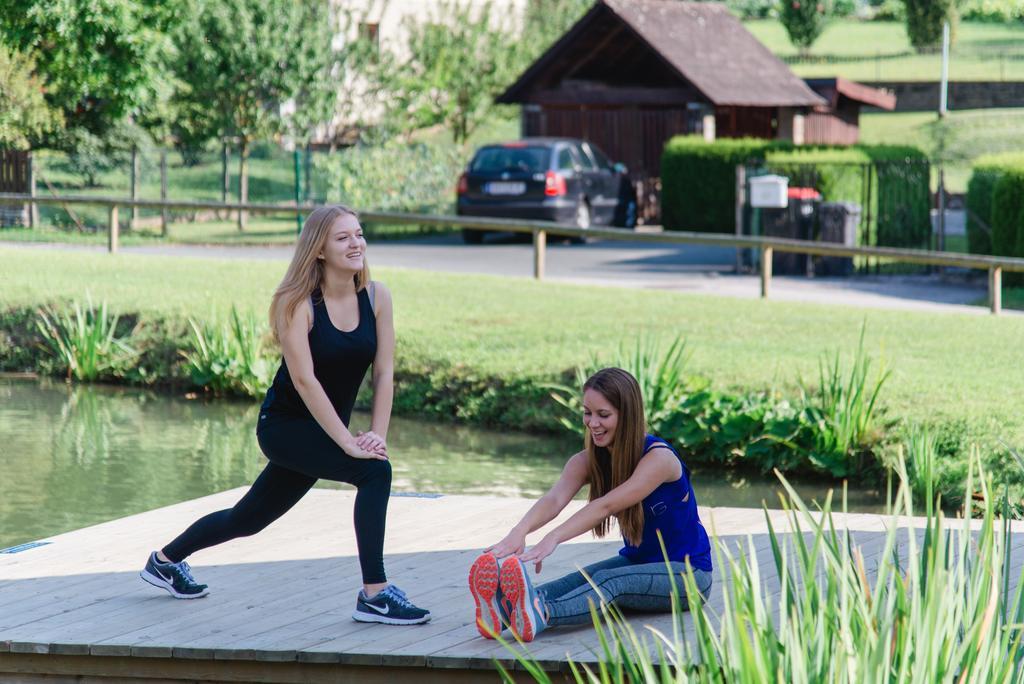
[260,287,377,425]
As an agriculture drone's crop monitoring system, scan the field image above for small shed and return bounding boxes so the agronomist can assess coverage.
[803,77,897,145]
[497,0,827,219]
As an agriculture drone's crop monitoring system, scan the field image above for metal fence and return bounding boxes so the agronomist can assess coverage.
[2,192,1022,315]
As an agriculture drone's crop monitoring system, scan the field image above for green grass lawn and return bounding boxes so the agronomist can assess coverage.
[744,19,1024,80]
[0,217,455,247]
[3,247,1023,450]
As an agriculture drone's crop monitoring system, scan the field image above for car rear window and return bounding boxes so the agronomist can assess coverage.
[470,146,550,174]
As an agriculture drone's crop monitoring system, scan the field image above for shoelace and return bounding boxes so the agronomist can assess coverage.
[174,560,198,584]
[382,585,415,608]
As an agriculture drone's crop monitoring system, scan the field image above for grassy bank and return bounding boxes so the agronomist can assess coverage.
[3,247,1023,495]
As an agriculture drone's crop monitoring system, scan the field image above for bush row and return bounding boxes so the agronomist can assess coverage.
[966,152,1024,266]
[661,137,931,248]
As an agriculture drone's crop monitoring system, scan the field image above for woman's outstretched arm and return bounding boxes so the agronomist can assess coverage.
[519,447,680,571]
[486,451,589,557]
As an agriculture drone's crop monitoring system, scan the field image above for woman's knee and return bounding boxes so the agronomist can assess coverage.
[359,458,392,488]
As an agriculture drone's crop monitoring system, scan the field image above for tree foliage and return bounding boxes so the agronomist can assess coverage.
[0,0,178,143]
[779,0,829,52]
[902,0,957,51]
[171,0,339,225]
[0,41,61,148]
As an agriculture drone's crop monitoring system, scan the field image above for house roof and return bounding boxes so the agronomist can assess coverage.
[804,77,897,110]
[499,0,825,108]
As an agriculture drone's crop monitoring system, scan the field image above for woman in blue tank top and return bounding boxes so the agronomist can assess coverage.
[468,368,712,641]
[139,205,430,625]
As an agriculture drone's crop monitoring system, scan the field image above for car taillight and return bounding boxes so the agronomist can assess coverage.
[544,171,566,197]
[457,173,468,195]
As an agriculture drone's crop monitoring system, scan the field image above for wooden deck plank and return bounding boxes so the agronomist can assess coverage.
[6,489,1024,680]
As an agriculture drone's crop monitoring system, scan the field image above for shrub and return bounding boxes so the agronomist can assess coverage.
[960,0,1024,22]
[991,168,1024,286]
[903,0,958,51]
[36,298,138,381]
[182,308,274,397]
[966,152,1024,256]
[315,137,467,218]
[779,0,829,52]
[661,136,781,233]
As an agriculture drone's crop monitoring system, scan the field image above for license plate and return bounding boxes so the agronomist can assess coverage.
[486,181,526,195]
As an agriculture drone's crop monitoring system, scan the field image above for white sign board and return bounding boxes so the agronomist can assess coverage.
[749,175,789,209]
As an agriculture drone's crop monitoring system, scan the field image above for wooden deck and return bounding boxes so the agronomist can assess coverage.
[3,488,1023,683]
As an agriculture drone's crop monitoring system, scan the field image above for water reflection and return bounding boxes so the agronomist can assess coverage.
[0,378,885,549]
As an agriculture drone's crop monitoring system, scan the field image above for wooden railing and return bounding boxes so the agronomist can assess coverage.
[2,192,1022,315]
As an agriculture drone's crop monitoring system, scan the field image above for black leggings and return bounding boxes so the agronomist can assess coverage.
[162,413,392,584]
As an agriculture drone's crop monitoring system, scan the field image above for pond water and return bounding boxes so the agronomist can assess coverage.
[0,378,887,549]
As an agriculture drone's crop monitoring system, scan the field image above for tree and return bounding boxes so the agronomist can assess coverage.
[902,0,956,51]
[0,42,61,148]
[366,1,522,144]
[172,0,340,229]
[779,0,829,54]
[0,0,178,144]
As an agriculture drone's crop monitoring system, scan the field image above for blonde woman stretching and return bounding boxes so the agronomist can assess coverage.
[140,205,430,625]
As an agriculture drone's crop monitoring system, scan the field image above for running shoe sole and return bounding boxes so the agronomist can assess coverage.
[469,552,502,638]
[351,610,431,625]
[499,556,543,642]
[139,569,209,599]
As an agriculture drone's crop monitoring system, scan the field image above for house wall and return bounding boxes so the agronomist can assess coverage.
[804,99,860,145]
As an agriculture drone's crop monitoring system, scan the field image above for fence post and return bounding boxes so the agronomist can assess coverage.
[108,204,119,254]
[735,164,746,273]
[221,142,230,221]
[160,150,169,237]
[989,266,1002,315]
[533,229,546,280]
[27,152,37,229]
[760,246,772,299]
[129,145,139,230]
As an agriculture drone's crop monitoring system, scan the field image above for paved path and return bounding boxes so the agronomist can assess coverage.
[3,237,1004,316]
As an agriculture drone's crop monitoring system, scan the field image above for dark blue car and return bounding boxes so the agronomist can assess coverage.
[456,138,637,244]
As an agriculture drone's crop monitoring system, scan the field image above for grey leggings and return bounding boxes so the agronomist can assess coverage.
[536,555,713,627]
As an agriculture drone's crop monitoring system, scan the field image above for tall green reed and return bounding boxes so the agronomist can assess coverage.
[182,307,273,397]
[548,335,692,437]
[501,450,1024,683]
[36,297,137,381]
[810,324,890,461]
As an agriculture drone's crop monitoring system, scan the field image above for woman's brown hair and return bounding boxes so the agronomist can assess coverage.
[583,367,647,546]
[268,205,370,344]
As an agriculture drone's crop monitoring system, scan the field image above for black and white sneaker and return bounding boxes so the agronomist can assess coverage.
[140,551,209,599]
[352,585,431,625]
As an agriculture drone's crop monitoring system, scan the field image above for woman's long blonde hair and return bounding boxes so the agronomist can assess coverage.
[583,368,648,546]
[268,205,371,343]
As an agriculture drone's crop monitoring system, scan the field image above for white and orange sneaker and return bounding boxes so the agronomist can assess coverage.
[499,556,548,642]
[469,552,507,638]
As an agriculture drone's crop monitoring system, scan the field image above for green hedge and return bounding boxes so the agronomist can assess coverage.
[992,169,1024,286]
[661,137,780,234]
[966,153,1024,256]
[661,137,931,248]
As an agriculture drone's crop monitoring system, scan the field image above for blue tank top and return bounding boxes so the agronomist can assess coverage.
[260,287,376,425]
[618,435,712,572]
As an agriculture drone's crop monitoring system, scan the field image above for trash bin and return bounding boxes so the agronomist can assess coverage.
[813,202,860,277]
[760,187,821,275]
